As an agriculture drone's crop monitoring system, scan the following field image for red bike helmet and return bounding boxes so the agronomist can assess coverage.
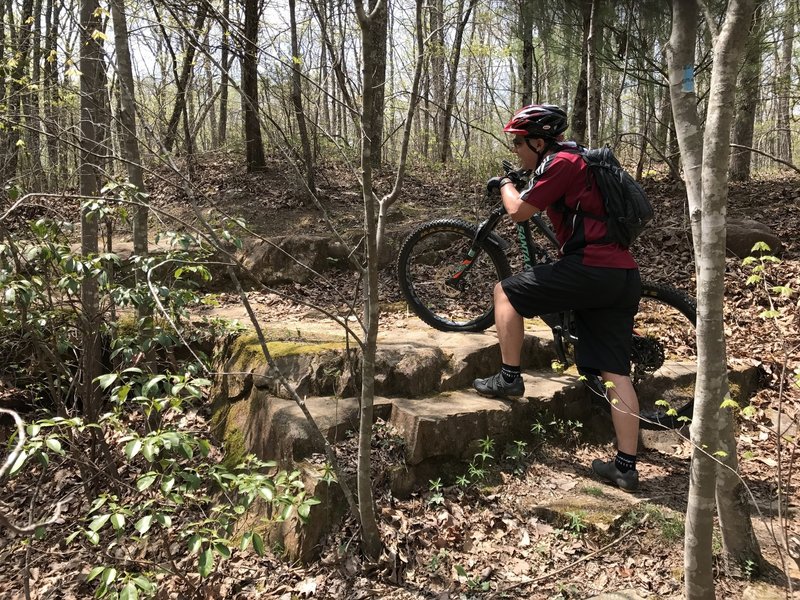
[503,104,568,139]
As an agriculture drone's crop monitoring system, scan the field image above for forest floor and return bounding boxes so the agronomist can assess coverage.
[148,153,800,599]
[1,152,799,599]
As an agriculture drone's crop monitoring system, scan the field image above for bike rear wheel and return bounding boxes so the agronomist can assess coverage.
[630,282,697,430]
[397,219,512,332]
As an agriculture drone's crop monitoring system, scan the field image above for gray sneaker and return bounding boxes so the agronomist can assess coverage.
[592,459,639,491]
[473,373,525,399]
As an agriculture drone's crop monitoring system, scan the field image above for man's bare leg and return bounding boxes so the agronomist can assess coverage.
[592,371,640,490]
[473,283,526,398]
[493,282,525,365]
[600,371,639,455]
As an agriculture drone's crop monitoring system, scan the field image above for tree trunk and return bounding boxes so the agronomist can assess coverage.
[715,406,763,576]
[109,0,147,258]
[368,0,387,168]
[729,0,764,181]
[354,0,384,562]
[79,0,106,422]
[430,0,444,157]
[776,1,793,164]
[43,0,61,189]
[587,0,601,146]
[2,0,34,185]
[439,0,476,163]
[26,0,44,190]
[218,0,230,146]
[289,0,316,195]
[242,0,266,171]
[571,0,591,144]
[519,0,534,105]
[163,3,208,153]
[668,1,757,598]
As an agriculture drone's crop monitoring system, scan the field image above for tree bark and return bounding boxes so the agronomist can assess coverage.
[163,3,208,153]
[354,0,385,562]
[368,0,387,168]
[26,0,44,190]
[218,0,230,146]
[729,0,764,181]
[668,1,757,598]
[587,0,602,146]
[571,0,591,144]
[79,0,106,422]
[242,0,266,171]
[289,0,316,194]
[43,0,61,189]
[518,0,535,105]
[776,0,793,164]
[439,0,476,163]
[2,0,34,184]
[109,0,147,258]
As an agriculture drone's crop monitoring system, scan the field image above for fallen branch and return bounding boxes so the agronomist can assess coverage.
[488,522,639,598]
[730,143,800,175]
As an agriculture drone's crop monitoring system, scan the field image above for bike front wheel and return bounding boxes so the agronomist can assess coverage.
[397,219,512,332]
[631,282,697,430]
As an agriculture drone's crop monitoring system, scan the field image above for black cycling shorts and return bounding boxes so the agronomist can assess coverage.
[500,254,642,376]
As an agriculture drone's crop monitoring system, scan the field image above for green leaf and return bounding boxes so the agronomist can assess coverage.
[101,567,117,587]
[136,473,157,491]
[119,582,139,600]
[214,542,232,559]
[455,564,468,578]
[44,437,63,454]
[745,275,761,286]
[713,450,728,458]
[65,530,80,545]
[110,513,125,531]
[240,532,253,552]
[742,405,757,418]
[141,442,156,462]
[88,514,110,532]
[750,241,771,252]
[155,513,172,528]
[252,532,265,556]
[771,285,793,297]
[87,566,105,582]
[94,373,118,390]
[759,309,781,319]
[298,503,311,520]
[198,548,214,577]
[160,475,175,494]
[85,530,100,545]
[258,486,274,502]
[188,534,203,554]
[125,439,143,459]
[132,575,154,593]
[8,450,29,476]
[720,398,739,410]
[134,515,153,535]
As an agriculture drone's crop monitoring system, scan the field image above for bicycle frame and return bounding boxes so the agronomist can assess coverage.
[448,199,580,368]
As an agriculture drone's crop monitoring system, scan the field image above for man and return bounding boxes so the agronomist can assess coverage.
[472,104,642,491]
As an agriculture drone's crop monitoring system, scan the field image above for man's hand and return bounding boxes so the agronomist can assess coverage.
[486,176,513,194]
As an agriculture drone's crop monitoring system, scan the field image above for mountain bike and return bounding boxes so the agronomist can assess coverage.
[396,165,697,430]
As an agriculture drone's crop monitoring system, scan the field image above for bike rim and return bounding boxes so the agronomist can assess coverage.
[402,228,502,329]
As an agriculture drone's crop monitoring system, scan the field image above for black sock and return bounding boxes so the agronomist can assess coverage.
[615,451,637,473]
[501,363,521,383]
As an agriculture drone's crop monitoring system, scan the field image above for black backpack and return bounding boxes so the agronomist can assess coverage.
[560,145,654,248]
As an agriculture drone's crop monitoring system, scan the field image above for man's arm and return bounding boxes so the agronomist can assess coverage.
[499,178,539,222]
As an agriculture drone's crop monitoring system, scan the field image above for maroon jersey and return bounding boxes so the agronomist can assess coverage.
[520,144,638,269]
